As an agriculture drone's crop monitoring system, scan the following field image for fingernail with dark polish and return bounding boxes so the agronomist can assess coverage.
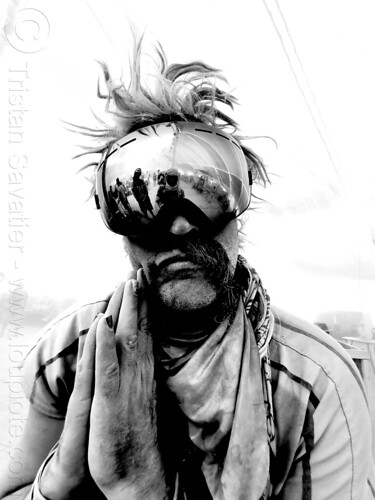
[106,315,113,329]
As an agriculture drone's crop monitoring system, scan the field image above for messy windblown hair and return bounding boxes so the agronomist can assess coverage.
[71,33,269,191]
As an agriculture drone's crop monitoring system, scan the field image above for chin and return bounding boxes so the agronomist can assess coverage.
[157,278,217,312]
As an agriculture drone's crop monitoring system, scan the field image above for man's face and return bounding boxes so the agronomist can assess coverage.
[124,218,239,313]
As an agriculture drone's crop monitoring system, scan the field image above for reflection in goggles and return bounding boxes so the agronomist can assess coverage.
[95,122,251,237]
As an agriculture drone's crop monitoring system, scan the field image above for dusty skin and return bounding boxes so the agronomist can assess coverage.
[40,276,166,500]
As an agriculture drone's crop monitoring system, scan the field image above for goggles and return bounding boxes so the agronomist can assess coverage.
[95,121,252,238]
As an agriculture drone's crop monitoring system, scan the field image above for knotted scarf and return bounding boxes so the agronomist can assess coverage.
[158,258,274,499]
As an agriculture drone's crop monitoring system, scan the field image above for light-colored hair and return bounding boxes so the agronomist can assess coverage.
[71,33,269,194]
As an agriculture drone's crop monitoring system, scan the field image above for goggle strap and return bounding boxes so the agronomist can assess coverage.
[248,170,253,186]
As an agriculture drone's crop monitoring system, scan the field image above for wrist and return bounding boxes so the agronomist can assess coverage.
[39,460,70,500]
[39,452,84,500]
[30,444,64,500]
[102,481,167,500]
[104,484,137,500]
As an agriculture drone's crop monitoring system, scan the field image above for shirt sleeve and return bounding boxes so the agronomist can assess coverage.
[276,369,375,499]
[22,298,109,419]
[270,307,375,499]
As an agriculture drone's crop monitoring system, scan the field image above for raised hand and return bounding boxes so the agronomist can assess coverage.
[39,314,100,499]
[88,273,167,500]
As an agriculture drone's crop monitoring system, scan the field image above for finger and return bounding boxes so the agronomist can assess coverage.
[105,282,126,331]
[95,315,120,397]
[136,268,152,357]
[136,267,147,298]
[72,316,98,399]
[64,314,99,425]
[52,317,99,475]
[105,270,137,329]
[116,279,139,364]
[107,270,137,332]
[125,268,137,281]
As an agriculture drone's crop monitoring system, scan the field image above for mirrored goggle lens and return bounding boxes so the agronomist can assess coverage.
[96,122,251,236]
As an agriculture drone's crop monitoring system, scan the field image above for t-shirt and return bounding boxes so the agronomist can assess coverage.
[22,292,375,499]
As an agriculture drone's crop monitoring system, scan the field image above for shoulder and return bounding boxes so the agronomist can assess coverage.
[269,305,369,438]
[24,292,113,362]
[21,287,118,418]
[269,305,364,394]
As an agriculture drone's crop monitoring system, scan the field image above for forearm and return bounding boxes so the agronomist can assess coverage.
[105,483,168,500]
[98,454,168,500]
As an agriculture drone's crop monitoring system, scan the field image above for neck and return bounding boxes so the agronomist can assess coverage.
[149,299,226,340]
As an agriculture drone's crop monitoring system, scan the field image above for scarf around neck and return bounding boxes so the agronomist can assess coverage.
[162,259,274,499]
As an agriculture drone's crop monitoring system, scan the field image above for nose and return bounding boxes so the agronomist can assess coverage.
[169,216,199,236]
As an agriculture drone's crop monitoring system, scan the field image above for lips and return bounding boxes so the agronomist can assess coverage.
[164,260,200,273]
[156,252,188,267]
[156,253,200,274]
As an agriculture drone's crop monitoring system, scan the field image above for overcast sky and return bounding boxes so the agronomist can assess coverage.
[1,0,374,327]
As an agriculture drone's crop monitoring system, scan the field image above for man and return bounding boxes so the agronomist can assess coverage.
[155,168,185,208]
[0,38,374,500]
